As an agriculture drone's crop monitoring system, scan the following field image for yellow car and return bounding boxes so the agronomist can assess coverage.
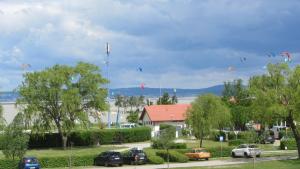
[185,148,211,160]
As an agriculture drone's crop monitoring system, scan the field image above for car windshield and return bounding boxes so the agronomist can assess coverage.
[24,158,38,164]
[195,149,207,153]
[249,145,258,148]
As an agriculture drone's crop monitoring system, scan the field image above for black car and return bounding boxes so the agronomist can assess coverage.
[94,151,123,167]
[18,157,40,169]
[123,148,147,165]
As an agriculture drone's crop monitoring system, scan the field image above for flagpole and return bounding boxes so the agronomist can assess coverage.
[106,42,111,128]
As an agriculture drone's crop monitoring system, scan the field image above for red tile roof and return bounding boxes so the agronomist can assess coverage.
[140,104,190,122]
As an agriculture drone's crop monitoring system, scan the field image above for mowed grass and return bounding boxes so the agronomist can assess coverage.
[0,145,126,159]
[186,139,279,151]
[174,160,300,169]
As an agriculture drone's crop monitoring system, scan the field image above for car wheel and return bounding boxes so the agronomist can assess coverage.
[205,158,209,161]
[244,152,249,158]
[256,154,260,158]
[119,164,123,166]
[104,162,109,167]
[231,152,236,158]
[93,160,97,166]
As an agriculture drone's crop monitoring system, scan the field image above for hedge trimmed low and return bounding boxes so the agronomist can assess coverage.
[228,139,247,146]
[28,127,151,148]
[156,150,188,163]
[144,149,164,164]
[280,138,297,150]
[151,140,187,149]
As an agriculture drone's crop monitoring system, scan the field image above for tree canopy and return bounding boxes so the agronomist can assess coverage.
[187,94,230,147]
[16,62,108,148]
[249,63,300,158]
[0,104,6,131]
[157,92,177,105]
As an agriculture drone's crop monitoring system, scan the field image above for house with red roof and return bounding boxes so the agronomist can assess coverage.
[139,104,190,137]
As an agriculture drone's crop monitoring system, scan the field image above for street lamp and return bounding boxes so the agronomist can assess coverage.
[106,42,111,128]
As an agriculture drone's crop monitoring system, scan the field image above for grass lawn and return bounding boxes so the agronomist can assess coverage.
[174,160,300,169]
[186,139,279,151]
[0,145,126,159]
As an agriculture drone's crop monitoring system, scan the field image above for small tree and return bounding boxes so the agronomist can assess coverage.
[126,110,139,123]
[2,113,29,160]
[187,94,230,147]
[0,104,6,131]
[157,92,176,105]
[155,127,175,168]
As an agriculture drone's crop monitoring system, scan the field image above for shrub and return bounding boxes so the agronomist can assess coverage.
[206,146,233,158]
[156,150,188,163]
[144,149,164,164]
[280,138,297,150]
[159,124,176,137]
[279,130,294,139]
[209,130,227,141]
[151,140,187,149]
[228,139,247,146]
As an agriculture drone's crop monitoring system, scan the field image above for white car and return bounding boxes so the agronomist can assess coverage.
[231,144,261,158]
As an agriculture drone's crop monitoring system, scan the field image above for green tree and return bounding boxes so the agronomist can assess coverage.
[157,92,176,105]
[0,104,6,131]
[187,94,230,147]
[222,79,253,130]
[16,62,108,149]
[249,63,300,158]
[115,94,123,114]
[154,127,175,168]
[2,113,29,160]
[126,110,139,123]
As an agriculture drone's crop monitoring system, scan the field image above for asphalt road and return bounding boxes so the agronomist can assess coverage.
[86,155,297,169]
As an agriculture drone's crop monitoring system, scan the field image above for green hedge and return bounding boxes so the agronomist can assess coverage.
[228,139,247,146]
[151,140,187,149]
[280,138,297,150]
[156,150,188,163]
[28,127,151,148]
[144,149,164,164]
[0,155,96,169]
[207,147,233,158]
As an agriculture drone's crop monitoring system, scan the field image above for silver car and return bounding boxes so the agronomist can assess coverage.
[231,144,261,158]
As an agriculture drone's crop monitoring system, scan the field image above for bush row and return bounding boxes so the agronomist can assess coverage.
[0,154,95,169]
[143,149,165,164]
[228,139,247,146]
[151,140,187,149]
[280,138,297,150]
[28,127,151,148]
[156,150,189,163]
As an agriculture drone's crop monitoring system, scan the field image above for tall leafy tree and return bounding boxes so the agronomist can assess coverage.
[16,62,108,149]
[222,79,253,130]
[249,63,300,158]
[187,94,230,147]
[114,94,123,114]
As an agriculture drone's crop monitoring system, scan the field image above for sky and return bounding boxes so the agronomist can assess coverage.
[0,0,300,91]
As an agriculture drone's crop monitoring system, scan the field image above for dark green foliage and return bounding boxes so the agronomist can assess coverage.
[28,127,151,148]
[156,150,188,163]
[157,92,177,105]
[206,147,233,158]
[126,111,139,123]
[151,140,187,149]
[279,130,294,139]
[280,138,297,150]
[228,139,247,146]
[144,149,165,164]
[209,130,227,141]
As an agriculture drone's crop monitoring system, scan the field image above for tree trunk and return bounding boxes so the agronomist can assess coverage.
[288,112,300,159]
[199,130,204,148]
[167,148,170,169]
[61,132,68,150]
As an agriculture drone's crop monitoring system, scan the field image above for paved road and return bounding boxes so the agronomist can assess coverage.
[86,155,297,169]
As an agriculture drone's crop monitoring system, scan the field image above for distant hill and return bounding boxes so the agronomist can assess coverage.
[0,85,224,102]
[111,85,224,97]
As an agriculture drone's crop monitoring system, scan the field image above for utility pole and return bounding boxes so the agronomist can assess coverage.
[106,42,111,128]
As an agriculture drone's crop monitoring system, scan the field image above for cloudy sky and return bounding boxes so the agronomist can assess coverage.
[0,0,300,91]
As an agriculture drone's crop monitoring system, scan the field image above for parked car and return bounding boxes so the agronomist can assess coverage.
[185,148,211,160]
[123,148,147,165]
[261,135,275,144]
[18,157,40,169]
[231,144,261,158]
[94,151,123,167]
